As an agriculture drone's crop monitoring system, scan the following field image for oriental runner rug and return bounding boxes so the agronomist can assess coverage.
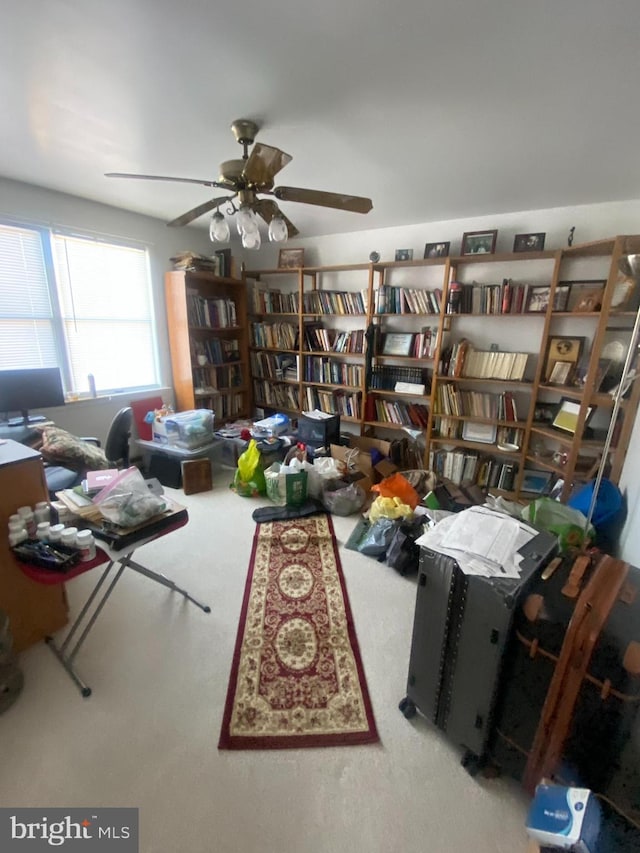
[218,514,379,749]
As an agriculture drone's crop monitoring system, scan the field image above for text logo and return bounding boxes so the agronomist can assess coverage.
[1,809,138,851]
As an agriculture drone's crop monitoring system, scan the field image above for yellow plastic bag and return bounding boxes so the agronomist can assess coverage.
[371,472,420,509]
[231,439,266,497]
[369,495,414,522]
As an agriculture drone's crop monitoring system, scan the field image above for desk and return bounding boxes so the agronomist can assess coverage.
[20,508,210,697]
[0,440,68,650]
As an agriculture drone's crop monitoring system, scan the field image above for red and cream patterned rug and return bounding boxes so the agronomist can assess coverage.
[218,514,379,749]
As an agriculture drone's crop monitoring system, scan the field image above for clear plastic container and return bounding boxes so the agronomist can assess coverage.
[48,524,66,543]
[36,522,51,541]
[60,527,78,548]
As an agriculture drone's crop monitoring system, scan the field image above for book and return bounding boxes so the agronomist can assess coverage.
[84,468,120,493]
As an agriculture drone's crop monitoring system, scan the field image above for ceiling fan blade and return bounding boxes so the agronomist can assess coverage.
[242,144,292,186]
[105,172,224,189]
[273,186,373,214]
[252,199,299,238]
[167,195,236,228]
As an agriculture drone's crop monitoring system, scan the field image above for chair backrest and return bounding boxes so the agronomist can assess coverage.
[105,407,133,467]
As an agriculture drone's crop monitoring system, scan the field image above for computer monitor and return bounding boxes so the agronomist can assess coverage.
[0,367,65,426]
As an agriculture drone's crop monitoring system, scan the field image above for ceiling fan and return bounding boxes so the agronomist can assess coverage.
[105,119,373,247]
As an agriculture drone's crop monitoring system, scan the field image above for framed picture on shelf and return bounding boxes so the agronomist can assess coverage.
[611,274,637,309]
[381,333,414,357]
[460,230,498,256]
[525,286,551,313]
[521,469,553,494]
[551,398,595,435]
[547,360,573,385]
[424,241,450,259]
[553,284,572,311]
[278,248,305,269]
[543,336,586,383]
[395,248,414,262]
[513,232,546,252]
[571,282,606,313]
[461,421,497,444]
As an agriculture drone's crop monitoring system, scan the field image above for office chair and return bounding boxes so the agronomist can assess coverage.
[44,407,134,497]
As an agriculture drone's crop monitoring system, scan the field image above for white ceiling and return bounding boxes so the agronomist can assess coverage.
[2,0,639,240]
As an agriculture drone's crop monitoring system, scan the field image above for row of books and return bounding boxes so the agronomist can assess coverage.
[302,324,364,354]
[197,391,244,420]
[302,290,367,315]
[304,386,362,419]
[196,337,240,365]
[446,279,549,315]
[251,286,299,314]
[304,357,364,387]
[365,396,429,427]
[187,292,238,329]
[441,339,529,381]
[192,364,243,390]
[253,379,299,411]
[429,449,518,491]
[250,321,297,350]
[374,284,442,315]
[250,352,300,382]
[369,364,430,392]
[435,386,519,420]
[171,250,231,276]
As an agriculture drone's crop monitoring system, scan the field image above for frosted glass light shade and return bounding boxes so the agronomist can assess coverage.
[242,228,261,250]
[209,212,230,242]
[237,205,258,235]
[268,215,288,243]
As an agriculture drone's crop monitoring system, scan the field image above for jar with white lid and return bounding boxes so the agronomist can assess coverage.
[60,527,78,548]
[17,507,36,538]
[34,503,51,524]
[76,530,96,561]
[9,528,28,547]
[48,524,66,543]
[36,522,51,541]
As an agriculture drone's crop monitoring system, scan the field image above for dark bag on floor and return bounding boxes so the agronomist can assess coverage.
[385,516,424,575]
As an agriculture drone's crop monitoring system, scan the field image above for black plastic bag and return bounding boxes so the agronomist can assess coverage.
[357,517,398,557]
[385,516,425,575]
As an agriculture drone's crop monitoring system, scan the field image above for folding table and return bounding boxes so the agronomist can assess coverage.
[19,510,210,697]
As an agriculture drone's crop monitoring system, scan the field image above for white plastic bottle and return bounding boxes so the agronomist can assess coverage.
[76,530,96,561]
[60,527,78,548]
[36,522,51,541]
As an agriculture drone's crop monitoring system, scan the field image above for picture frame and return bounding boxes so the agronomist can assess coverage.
[513,232,546,253]
[395,248,414,262]
[381,332,414,357]
[611,274,636,309]
[461,421,497,444]
[521,469,553,495]
[525,286,551,313]
[551,397,595,435]
[571,282,605,314]
[460,230,498,256]
[553,284,572,311]
[278,248,305,269]
[542,336,586,383]
[547,360,573,385]
[424,241,450,259]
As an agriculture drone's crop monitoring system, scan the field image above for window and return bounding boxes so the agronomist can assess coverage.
[0,222,159,396]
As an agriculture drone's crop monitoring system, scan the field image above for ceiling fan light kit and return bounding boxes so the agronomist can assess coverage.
[105,118,373,250]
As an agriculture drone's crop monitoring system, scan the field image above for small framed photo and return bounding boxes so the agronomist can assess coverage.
[395,248,414,262]
[513,232,546,253]
[522,469,553,494]
[551,398,595,435]
[278,248,305,269]
[571,284,605,313]
[424,242,450,259]
[543,336,586,383]
[381,332,414,356]
[547,360,573,385]
[460,230,498,256]
[553,284,571,311]
[525,286,551,313]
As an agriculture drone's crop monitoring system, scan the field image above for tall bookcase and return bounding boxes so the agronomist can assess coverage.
[165,269,252,425]
[244,235,639,500]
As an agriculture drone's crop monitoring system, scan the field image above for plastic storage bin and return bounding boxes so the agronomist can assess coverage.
[162,410,214,449]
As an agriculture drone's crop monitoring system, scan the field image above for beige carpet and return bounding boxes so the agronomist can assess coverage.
[0,468,530,852]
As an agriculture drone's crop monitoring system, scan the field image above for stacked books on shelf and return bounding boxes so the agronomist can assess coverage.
[170,250,231,276]
[304,357,363,387]
[302,290,367,315]
[193,364,242,390]
[446,279,545,315]
[429,449,518,491]
[369,365,430,392]
[435,386,519,420]
[374,285,442,314]
[252,379,299,411]
[441,339,529,381]
[195,337,240,364]
[304,386,361,418]
[186,291,237,328]
[251,285,298,314]
[366,397,429,428]
[250,352,300,382]
[302,323,364,353]
[250,321,297,350]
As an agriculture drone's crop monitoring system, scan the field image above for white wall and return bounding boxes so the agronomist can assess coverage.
[0,176,212,444]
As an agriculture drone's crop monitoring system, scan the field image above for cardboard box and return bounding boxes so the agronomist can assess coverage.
[526,784,601,853]
[330,436,396,500]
